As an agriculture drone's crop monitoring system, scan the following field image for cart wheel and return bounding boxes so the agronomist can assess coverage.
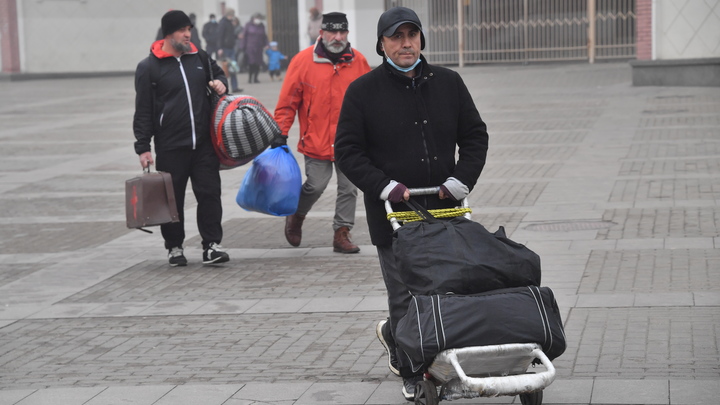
[414,380,439,405]
[519,390,543,405]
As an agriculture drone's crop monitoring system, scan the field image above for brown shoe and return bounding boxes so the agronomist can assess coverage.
[333,226,360,253]
[285,213,306,247]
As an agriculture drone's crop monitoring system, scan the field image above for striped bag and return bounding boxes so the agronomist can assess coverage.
[211,95,280,170]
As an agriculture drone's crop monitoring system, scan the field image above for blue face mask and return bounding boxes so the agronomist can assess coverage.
[385,53,421,73]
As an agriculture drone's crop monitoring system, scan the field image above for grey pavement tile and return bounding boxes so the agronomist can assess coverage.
[231,382,312,402]
[523,209,607,223]
[557,307,720,380]
[138,301,208,316]
[299,297,363,313]
[523,241,573,255]
[569,239,618,252]
[81,301,156,317]
[0,390,35,405]
[633,293,694,307]
[261,248,313,258]
[26,303,101,319]
[352,296,388,312]
[191,300,260,315]
[669,380,720,405]
[244,298,311,314]
[83,386,172,405]
[152,384,244,405]
[218,248,273,259]
[0,319,17,328]
[576,293,635,308]
[663,237,715,250]
[515,229,599,243]
[693,292,720,306]
[616,239,665,250]
[365,381,407,404]
[14,387,105,405]
[0,304,40,320]
[591,379,669,404]
[294,382,379,404]
[542,378,593,404]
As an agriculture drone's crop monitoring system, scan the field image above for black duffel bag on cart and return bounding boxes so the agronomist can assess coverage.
[395,286,567,369]
[391,198,541,296]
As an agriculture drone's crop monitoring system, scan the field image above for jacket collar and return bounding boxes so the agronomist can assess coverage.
[151,40,199,59]
[381,55,433,87]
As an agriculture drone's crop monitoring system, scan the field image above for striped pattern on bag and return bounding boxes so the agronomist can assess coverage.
[211,95,280,169]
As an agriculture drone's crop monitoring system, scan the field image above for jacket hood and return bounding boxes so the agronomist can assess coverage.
[150,40,199,59]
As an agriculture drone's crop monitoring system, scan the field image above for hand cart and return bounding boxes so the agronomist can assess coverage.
[385,188,556,405]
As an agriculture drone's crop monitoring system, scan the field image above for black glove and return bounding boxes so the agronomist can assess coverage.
[271,134,288,149]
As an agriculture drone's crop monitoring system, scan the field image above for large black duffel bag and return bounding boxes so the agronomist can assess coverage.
[395,286,566,369]
[392,200,541,295]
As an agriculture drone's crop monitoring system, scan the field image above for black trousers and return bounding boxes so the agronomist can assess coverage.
[155,141,223,250]
[377,244,423,377]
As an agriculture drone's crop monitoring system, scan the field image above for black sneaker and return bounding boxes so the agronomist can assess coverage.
[402,374,423,401]
[203,242,229,264]
[376,319,401,376]
[168,247,187,267]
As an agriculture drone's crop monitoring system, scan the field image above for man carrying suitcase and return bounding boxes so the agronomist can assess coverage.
[335,7,489,400]
[133,10,230,267]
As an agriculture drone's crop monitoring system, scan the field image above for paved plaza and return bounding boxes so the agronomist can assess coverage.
[0,61,719,404]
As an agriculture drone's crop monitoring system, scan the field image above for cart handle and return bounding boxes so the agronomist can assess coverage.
[435,343,556,400]
[384,187,470,230]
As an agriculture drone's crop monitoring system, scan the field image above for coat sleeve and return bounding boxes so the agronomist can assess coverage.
[132,58,154,155]
[335,80,393,200]
[450,72,489,191]
[272,54,304,136]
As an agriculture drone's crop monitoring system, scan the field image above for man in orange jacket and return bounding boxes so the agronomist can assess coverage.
[272,12,371,253]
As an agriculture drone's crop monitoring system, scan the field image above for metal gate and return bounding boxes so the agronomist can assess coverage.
[268,0,300,65]
[384,0,635,65]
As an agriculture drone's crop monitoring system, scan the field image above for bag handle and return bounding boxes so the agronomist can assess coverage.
[403,199,440,224]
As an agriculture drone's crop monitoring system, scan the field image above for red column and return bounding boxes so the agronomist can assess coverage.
[0,0,21,72]
[635,0,652,60]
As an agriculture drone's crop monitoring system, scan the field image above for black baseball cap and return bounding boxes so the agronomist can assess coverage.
[375,7,425,56]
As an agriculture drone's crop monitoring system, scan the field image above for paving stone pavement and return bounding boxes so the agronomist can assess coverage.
[1,61,719,405]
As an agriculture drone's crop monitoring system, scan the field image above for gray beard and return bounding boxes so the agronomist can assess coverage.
[170,38,192,53]
[325,40,348,54]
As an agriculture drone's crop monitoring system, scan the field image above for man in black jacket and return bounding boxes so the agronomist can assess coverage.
[133,10,230,267]
[334,6,489,401]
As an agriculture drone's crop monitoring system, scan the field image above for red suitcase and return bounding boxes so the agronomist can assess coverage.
[125,168,179,232]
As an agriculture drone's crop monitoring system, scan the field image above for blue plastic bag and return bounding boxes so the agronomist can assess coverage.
[236,145,301,216]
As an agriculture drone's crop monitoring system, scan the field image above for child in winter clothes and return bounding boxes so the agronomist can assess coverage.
[265,41,287,81]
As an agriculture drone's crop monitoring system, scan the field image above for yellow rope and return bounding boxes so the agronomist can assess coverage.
[387,207,472,223]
